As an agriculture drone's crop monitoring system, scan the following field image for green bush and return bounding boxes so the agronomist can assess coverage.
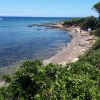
[2,75,12,83]
[90,28,100,36]
[63,18,84,26]
[80,16,97,30]
[63,16,97,30]
[63,20,73,26]
[94,20,100,29]
[0,51,100,100]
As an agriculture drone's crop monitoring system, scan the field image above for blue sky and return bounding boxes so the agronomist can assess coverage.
[0,0,99,17]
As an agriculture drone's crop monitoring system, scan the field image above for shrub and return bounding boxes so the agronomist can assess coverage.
[0,56,100,100]
[63,18,84,27]
[2,75,12,83]
[80,16,97,30]
[90,28,100,36]
[94,20,100,29]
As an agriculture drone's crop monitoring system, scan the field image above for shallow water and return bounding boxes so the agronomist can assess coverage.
[0,17,72,67]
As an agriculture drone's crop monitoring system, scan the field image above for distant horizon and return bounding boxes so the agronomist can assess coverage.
[0,16,98,18]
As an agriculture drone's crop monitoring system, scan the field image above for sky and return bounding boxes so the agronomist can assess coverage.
[0,0,99,17]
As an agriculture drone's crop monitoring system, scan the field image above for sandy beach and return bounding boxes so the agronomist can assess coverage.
[43,24,96,65]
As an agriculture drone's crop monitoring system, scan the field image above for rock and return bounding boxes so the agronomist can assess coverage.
[86,38,93,41]
[71,58,79,63]
[79,43,86,47]
[28,25,33,27]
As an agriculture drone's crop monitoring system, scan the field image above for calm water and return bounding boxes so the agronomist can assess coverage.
[0,17,72,67]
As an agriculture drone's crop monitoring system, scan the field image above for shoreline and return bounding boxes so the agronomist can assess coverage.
[0,23,96,73]
[43,24,96,65]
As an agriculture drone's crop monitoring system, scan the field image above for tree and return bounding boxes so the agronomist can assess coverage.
[80,16,97,30]
[93,2,100,19]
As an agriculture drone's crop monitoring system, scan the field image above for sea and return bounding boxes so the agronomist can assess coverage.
[0,17,72,67]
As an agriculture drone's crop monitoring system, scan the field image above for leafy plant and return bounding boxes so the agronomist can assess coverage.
[93,2,100,19]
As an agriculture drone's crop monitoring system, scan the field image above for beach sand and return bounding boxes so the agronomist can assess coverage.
[43,24,96,65]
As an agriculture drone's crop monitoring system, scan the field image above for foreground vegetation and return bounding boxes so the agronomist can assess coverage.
[0,2,100,100]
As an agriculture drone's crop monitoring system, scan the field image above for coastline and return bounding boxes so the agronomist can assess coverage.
[43,24,96,65]
[0,22,99,90]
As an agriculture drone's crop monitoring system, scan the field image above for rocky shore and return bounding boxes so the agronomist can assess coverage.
[28,23,64,28]
[43,24,96,65]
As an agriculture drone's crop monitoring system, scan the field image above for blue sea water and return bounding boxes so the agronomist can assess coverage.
[0,17,72,67]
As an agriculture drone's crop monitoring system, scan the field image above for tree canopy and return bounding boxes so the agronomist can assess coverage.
[93,2,100,19]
